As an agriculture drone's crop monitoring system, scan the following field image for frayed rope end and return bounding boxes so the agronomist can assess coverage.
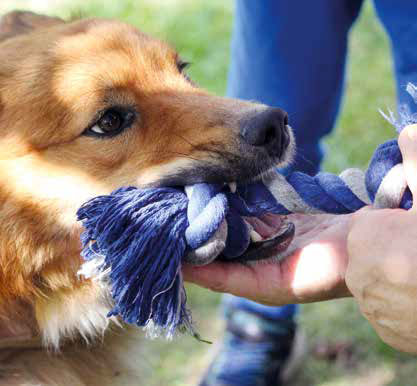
[380,82,417,133]
[77,186,196,339]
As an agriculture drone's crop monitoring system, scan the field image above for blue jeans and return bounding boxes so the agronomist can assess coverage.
[225,0,417,321]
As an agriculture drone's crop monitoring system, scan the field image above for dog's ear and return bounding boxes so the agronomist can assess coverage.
[0,11,64,42]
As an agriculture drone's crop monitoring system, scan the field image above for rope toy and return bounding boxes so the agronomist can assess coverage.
[77,83,417,339]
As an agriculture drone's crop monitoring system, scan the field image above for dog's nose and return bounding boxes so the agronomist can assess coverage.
[240,108,289,153]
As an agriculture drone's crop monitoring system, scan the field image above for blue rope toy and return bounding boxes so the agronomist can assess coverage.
[77,83,417,339]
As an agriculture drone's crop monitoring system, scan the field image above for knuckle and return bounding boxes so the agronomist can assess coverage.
[399,125,417,148]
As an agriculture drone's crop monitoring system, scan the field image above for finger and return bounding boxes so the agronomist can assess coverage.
[398,124,417,210]
[182,261,261,296]
[373,324,417,355]
[284,240,351,300]
[347,205,378,234]
[354,298,417,354]
[182,261,287,302]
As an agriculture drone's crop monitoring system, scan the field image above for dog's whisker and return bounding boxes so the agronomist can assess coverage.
[137,150,203,163]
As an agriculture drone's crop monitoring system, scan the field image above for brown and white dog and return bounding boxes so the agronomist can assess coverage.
[0,11,294,385]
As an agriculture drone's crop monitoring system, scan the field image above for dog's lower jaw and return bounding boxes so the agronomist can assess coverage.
[35,280,116,349]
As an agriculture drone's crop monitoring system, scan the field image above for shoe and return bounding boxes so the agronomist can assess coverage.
[199,308,297,386]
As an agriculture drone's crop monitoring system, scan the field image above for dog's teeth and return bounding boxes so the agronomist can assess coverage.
[184,185,194,198]
[250,229,263,242]
[229,182,237,193]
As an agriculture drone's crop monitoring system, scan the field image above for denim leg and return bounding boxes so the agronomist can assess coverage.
[222,294,297,320]
[224,0,363,321]
[228,0,364,175]
[373,0,417,111]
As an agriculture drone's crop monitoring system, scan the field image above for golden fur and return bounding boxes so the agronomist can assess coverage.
[0,11,293,385]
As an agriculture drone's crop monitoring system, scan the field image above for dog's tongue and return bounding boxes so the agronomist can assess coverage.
[244,213,283,239]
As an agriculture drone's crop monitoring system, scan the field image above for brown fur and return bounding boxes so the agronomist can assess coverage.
[0,11,292,384]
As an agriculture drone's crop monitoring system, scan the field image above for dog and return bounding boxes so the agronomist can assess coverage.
[0,10,294,385]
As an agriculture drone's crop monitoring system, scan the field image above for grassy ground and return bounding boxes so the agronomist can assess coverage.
[2,1,417,385]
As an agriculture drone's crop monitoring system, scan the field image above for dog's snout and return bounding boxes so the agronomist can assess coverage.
[240,108,289,153]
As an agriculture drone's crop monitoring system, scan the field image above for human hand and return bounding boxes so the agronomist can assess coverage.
[183,211,353,306]
[345,124,417,354]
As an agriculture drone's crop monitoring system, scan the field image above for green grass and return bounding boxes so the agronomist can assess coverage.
[2,1,416,384]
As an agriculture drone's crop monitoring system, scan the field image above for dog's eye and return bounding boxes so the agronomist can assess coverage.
[85,108,135,138]
[92,110,122,134]
[177,60,190,74]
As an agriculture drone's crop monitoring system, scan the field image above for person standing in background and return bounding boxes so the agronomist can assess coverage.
[199,1,417,385]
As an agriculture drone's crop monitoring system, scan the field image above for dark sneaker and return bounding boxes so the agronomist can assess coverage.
[199,308,297,386]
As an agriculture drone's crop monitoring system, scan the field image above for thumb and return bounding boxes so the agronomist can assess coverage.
[182,260,292,304]
[398,124,417,211]
[182,261,263,297]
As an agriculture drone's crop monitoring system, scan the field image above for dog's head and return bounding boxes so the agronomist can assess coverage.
[0,11,294,347]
